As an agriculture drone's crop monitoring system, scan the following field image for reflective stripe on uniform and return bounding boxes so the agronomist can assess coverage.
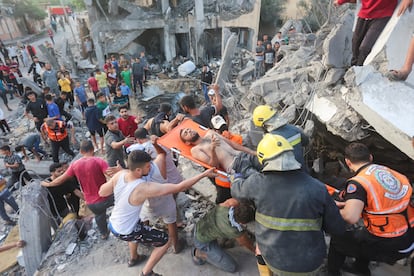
[286,133,301,147]
[353,176,381,210]
[256,212,322,231]
[262,255,321,276]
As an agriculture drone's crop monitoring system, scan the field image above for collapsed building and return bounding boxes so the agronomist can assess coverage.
[2,1,414,275]
[84,0,261,67]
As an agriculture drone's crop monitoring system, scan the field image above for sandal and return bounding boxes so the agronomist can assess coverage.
[386,70,409,81]
[100,232,109,240]
[140,271,162,276]
[191,247,206,265]
[128,254,147,267]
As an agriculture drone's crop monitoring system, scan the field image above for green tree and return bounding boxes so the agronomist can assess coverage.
[69,0,86,10]
[4,0,48,20]
[260,0,285,27]
[298,0,331,32]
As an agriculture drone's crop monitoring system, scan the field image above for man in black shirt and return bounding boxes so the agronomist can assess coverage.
[54,92,72,122]
[24,90,48,131]
[179,84,222,129]
[131,57,145,95]
[200,65,213,104]
[45,163,82,227]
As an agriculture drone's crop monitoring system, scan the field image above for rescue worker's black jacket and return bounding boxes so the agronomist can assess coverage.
[231,170,345,273]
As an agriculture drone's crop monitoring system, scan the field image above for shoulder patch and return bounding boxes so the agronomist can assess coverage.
[347,184,357,194]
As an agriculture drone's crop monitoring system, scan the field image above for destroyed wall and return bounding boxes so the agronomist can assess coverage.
[232,5,414,179]
[84,0,261,67]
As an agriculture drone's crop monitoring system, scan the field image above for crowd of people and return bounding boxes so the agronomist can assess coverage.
[0,1,414,274]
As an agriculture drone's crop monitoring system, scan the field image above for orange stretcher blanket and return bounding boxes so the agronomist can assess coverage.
[157,119,229,177]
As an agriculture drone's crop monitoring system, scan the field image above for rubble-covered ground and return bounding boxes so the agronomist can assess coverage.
[1,4,414,276]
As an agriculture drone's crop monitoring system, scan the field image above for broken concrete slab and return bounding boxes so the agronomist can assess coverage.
[365,4,414,86]
[322,10,353,68]
[19,182,52,276]
[344,66,414,160]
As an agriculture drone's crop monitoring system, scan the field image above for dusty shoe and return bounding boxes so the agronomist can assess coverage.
[140,271,162,276]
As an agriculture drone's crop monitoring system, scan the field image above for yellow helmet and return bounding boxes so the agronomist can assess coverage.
[257,134,293,165]
[253,105,276,127]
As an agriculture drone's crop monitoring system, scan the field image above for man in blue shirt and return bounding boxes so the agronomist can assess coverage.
[74,81,88,113]
[45,94,61,120]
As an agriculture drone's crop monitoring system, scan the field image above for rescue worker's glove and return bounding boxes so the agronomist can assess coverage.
[229,173,243,184]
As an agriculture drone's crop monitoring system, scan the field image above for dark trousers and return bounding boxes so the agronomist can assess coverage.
[0,189,19,222]
[133,74,143,94]
[215,185,232,204]
[87,195,114,235]
[352,17,390,66]
[51,136,75,163]
[0,119,10,133]
[7,170,32,188]
[327,228,413,273]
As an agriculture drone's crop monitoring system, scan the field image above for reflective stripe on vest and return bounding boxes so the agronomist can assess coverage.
[262,255,321,276]
[286,133,301,147]
[45,121,68,142]
[256,211,322,231]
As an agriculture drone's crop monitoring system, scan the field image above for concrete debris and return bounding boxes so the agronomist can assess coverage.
[177,60,196,76]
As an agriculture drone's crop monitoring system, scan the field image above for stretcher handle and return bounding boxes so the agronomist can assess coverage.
[170,147,229,178]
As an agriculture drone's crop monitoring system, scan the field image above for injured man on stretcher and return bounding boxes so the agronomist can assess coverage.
[179,128,261,176]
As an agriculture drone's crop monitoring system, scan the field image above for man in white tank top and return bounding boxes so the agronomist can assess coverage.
[99,150,216,276]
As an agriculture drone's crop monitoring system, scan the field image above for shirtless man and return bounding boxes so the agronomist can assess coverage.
[179,128,258,174]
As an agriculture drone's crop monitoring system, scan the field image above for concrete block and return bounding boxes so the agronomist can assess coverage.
[20,182,52,276]
[322,10,354,68]
[281,105,297,123]
[323,68,346,87]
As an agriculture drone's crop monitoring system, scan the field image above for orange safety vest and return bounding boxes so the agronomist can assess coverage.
[44,120,68,142]
[348,164,413,238]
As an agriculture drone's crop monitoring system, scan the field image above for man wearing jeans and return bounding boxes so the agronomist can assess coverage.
[0,175,19,225]
[41,140,115,239]
[192,198,255,272]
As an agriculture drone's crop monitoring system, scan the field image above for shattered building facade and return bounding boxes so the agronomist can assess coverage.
[85,0,261,67]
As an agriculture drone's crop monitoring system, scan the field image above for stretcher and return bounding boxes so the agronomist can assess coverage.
[157,119,229,178]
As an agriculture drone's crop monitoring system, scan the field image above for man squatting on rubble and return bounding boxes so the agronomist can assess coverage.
[99,150,216,276]
[327,143,414,276]
[192,197,256,272]
[42,140,117,240]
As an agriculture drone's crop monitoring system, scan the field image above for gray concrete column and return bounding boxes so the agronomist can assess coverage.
[194,0,205,63]
[162,0,176,61]
[93,31,105,68]
[20,182,52,276]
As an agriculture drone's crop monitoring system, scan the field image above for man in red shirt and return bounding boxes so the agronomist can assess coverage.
[117,106,140,148]
[41,140,116,240]
[87,72,99,98]
[335,0,412,66]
